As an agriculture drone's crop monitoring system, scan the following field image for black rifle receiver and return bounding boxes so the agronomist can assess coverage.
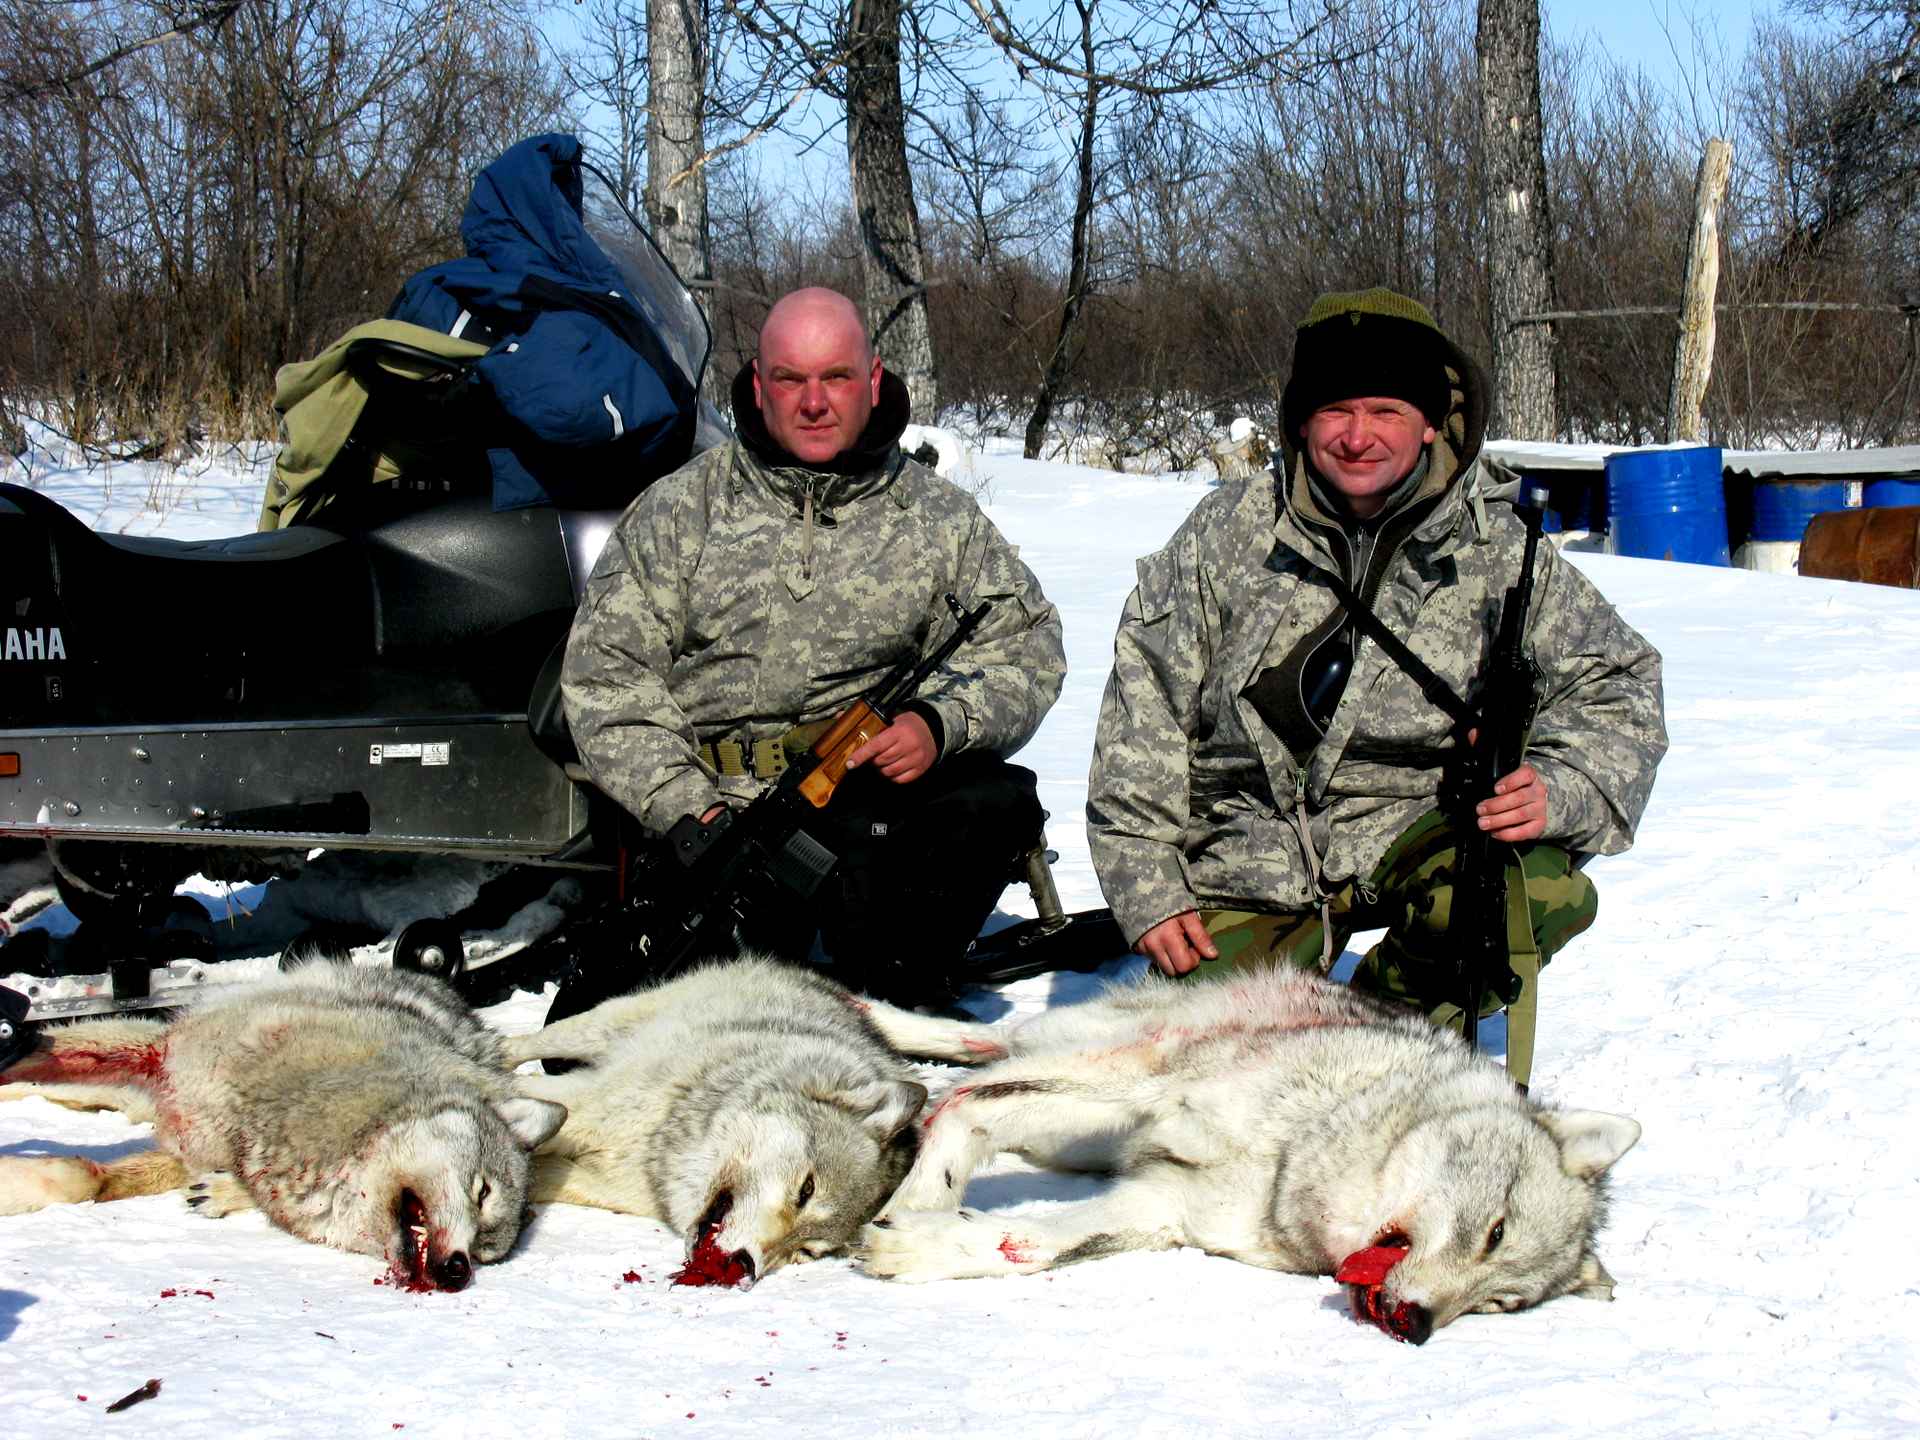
[1444,483,1548,1053]
[1310,482,1549,1061]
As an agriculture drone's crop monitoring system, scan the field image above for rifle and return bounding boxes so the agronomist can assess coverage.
[1312,481,1548,1059]
[1442,488,1547,1054]
[536,593,993,1023]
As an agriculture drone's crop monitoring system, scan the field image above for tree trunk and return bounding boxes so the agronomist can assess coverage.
[1024,5,1100,461]
[646,0,712,312]
[846,0,937,419]
[1667,139,1734,444]
[1478,0,1557,441]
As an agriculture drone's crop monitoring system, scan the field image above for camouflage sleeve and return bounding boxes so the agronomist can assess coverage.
[915,503,1067,759]
[560,489,721,837]
[1085,528,1213,944]
[1523,547,1669,855]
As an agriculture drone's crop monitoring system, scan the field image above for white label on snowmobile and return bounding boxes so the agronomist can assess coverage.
[3,626,65,661]
[369,743,449,766]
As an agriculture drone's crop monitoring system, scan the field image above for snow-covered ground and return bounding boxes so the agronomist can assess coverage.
[2,433,1917,1437]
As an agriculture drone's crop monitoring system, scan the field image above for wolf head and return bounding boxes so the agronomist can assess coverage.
[664,1077,926,1286]
[1344,1104,1641,1343]
[335,1095,567,1290]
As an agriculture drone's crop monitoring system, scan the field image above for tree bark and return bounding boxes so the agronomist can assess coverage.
[1478,0,1557,441]
[1023,4,1100,460]
[1667,138,1734,444]
[646,0,712,312]
[846,0,938,419]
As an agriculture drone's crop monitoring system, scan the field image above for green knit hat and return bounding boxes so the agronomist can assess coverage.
[1281,287,1454,437]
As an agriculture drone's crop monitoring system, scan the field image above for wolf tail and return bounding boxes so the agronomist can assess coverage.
[856,998,1009,1065]
[0,1150,190,1215]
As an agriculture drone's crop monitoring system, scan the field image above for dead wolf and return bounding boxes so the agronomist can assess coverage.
[0,964,565,1290]
[856,967,1640,1343]
[503,955,998,1286]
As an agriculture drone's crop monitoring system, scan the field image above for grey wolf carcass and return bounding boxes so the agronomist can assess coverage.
[0,964,565,1290]
[857,968,1639,1343]
[504,955,995,1285]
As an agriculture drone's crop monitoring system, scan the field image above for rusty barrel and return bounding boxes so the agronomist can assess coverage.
[1798,505,1920,589]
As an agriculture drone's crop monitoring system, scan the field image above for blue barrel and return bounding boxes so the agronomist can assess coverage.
[1604,447,1729,565]
[1749,479,1854,543]
[1864,476,1920,507]
[1527,472,1606,536]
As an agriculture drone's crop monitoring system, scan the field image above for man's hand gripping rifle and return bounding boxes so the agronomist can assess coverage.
[1318,483,1547,1061]
[549,594,992,1016]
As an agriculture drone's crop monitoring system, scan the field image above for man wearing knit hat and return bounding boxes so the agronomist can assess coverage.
[1085,287,1668,1082]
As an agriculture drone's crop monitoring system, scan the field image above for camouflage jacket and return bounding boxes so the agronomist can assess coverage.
[563,439,1066,836]
[1087,434,1668,945]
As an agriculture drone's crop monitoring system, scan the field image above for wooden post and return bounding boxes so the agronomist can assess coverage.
[1667,139,1734,444]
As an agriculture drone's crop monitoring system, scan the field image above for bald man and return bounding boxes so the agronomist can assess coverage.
[562,288,1066,1006]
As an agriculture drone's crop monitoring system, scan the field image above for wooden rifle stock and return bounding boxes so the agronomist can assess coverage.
[796,592,992,809]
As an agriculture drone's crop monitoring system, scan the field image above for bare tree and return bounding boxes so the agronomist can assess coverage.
[847,0,937,412]
[648,0,715,315]
[561,0,650,206]
[952,0,1371,456]
[1479,0,1557,439]
[0,0,565,444]
[1777,0,1920,253]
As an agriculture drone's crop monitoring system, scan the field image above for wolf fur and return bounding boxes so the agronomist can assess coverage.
[0,964,566,1289]
[856,967,1640,1341]
[504,955,984,1284]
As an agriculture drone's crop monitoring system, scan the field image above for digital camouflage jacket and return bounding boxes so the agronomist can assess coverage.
[1086,386,1668,945]
[563,434,1066,836]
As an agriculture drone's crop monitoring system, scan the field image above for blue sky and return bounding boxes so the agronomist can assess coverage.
[1545,0,1767,89]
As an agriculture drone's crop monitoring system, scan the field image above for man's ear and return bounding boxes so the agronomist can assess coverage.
[869,354,883,404]
[751,357,764,410]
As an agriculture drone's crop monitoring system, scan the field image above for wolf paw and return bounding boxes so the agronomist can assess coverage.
[858,1208,1032,1282]
[0,1156,100,1214]
[883,1159,970,1214]
[185,1173,254,1218]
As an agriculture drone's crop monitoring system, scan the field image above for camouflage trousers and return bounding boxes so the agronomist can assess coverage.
[1183,810,1597,1087]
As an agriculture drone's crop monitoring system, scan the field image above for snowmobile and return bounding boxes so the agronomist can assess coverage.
[0,141,1121,1058]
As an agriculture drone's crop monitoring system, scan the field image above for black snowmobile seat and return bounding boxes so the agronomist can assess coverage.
[3,480,589,728]
[2,479,376,668]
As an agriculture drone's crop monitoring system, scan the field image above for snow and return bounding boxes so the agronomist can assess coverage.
[4,433,1919,1437]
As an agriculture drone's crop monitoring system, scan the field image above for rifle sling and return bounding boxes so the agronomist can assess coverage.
[1315,566,1475,731]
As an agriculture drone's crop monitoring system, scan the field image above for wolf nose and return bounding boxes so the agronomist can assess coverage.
[730,1250,757,1283]
[432,1252,473,1291]
[1389,1302,1433,1346]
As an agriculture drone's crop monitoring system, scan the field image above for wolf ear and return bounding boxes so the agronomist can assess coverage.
[1570,1250,1619,1302]
[495,1096,567,1149]
[1539,1110,1641,1180]
[823,1080,929,1142]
